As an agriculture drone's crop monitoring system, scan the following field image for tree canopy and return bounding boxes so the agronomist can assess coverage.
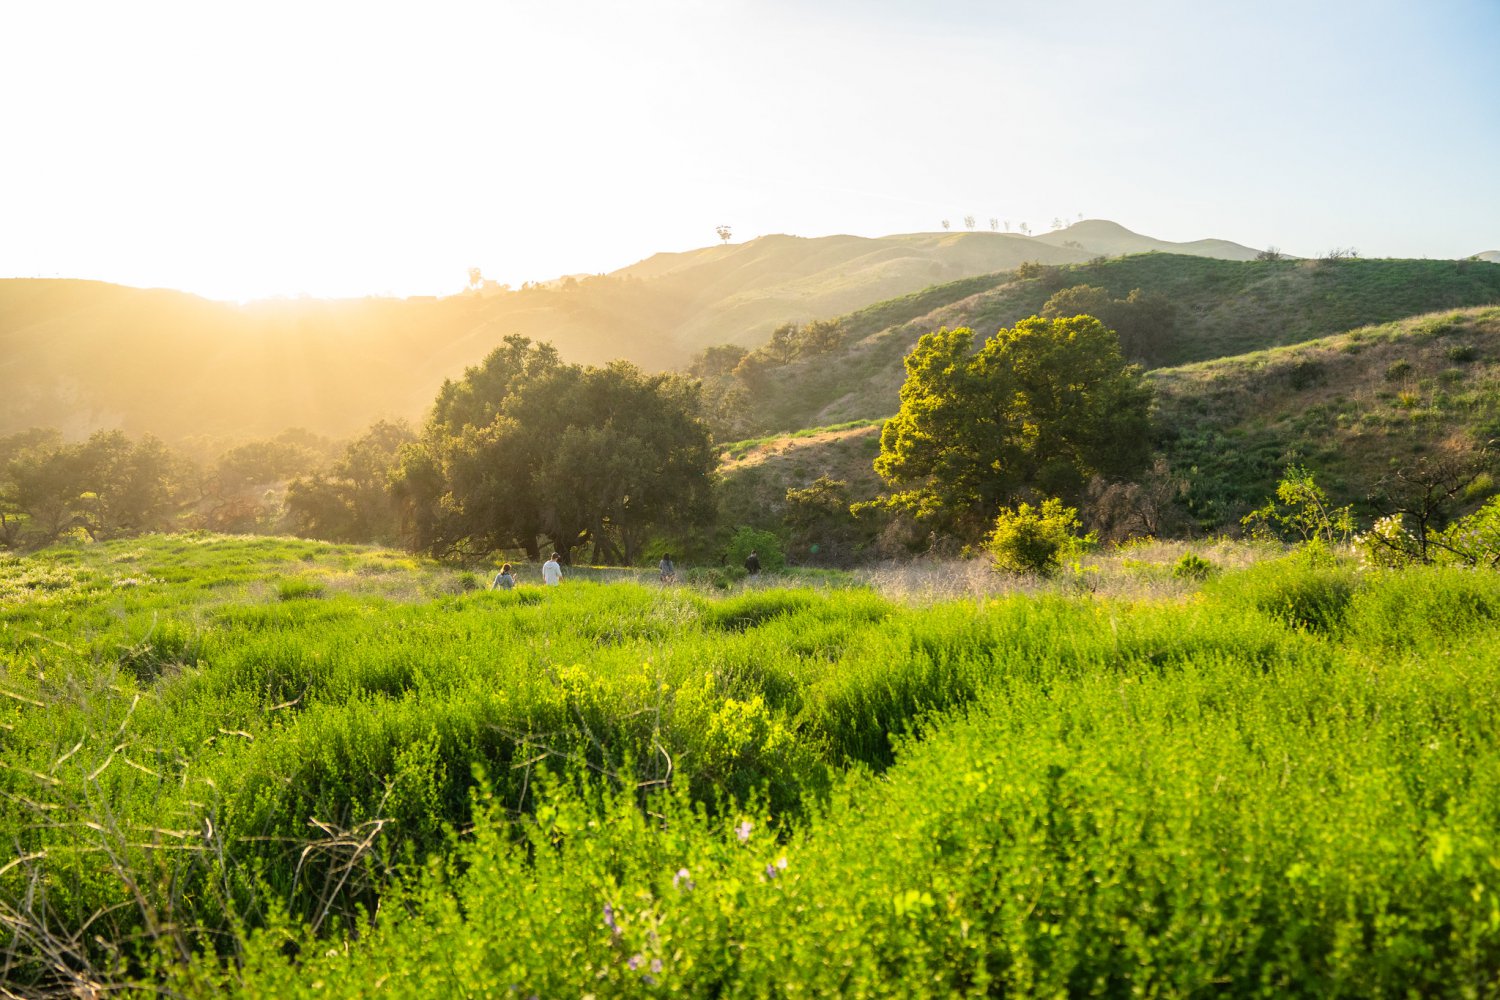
[1,429,184,546]
[1040,284,1177,365]
[873,316,1152,536]
[396,336,716,563]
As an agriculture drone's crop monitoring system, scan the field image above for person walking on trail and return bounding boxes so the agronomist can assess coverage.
[659,553,676,584]
[542,553,563,586]
[744,550,761,575]
[491,563,516,590]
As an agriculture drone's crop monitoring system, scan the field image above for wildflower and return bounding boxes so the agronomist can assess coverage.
[602,901,620,936]
[628,954,643,971]
[673,867,694,891]
[765,863,778,880]
[651,959,663,975]
[735,819,753,843]
[775,856,788,871]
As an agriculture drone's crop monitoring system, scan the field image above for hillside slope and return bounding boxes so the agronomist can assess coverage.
[717,307,1500,538]
[0,223,1262,444]
[738,256,1500,437]
[1155,305,1500,526]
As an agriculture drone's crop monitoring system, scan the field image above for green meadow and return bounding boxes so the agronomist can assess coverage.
[3,534,1500,996]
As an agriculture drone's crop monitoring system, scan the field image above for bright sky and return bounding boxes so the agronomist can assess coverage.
[2,0,1497,301]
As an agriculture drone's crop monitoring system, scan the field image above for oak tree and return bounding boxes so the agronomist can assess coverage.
[874,316,1152,537]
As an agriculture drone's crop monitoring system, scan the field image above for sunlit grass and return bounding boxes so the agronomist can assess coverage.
[3,534,1500,995]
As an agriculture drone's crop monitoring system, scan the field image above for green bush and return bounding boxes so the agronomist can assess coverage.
[1171,552,1217,581]
[986,498,1084,575]
[725,525,785,572]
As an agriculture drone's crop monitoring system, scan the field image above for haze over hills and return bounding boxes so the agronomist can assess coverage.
[1,221,1261,444]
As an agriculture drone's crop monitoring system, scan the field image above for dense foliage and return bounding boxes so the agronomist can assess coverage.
[0,429,184,546]
[394,335,716,564]
[985,498,1087,574]
[3,536,1500,995]
[874,317,1152,536]
[1039,283,1177,365]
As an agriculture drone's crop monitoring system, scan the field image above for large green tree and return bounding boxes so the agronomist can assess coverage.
[874,316,1152,536]
[395,338,716,563]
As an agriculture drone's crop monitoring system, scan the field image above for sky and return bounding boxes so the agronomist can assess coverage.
[2,0,1497,301]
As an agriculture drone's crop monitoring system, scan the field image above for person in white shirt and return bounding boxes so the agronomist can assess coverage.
[542,553,563,586]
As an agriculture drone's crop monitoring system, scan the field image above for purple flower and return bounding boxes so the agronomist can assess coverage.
[735,820,753,843]
[673,867,694,891]
[628,954,643,971]
[602,901,620,936]
[764,863,779,880]
[651,958,663,975]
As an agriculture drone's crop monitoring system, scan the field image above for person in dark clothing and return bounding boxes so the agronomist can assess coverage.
[744,550,760,575]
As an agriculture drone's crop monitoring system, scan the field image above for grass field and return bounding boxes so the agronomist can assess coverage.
[3,534,1500,996]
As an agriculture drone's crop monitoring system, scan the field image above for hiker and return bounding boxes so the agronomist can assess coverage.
[491,563,516,590]
[744,550,760,575]
[659,553,676,583]
[542,552,563,586]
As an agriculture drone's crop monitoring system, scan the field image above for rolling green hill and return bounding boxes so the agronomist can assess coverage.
[718,306,1500,538]
[0,222,1255,444]
[736,255,1500,438]
[1155,305,1500,527]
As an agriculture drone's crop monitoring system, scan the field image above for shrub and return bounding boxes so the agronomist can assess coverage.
[725,526,785,572]
[986,499,1085,575]
[1383,359,1412,382]
[1171,552,1217,581]
[1241,467,1354,547]
[1287,360,1325,390]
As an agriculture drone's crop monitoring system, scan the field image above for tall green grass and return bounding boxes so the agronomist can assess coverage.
[4,536,1500,995]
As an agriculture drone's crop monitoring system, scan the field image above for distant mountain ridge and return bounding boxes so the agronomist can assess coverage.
[1032,219,1262,261]
[0,221,1264,444]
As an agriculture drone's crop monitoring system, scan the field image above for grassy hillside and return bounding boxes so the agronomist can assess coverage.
[1155,305,1500,527]
[717,306,1500,539]
[4,535,1500,995]
[739,255,1500,437]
